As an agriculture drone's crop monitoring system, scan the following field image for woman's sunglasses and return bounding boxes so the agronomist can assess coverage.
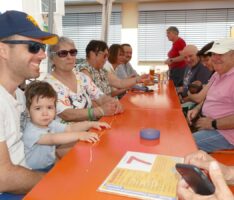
[2,40,46,54]
[51,49,78,58]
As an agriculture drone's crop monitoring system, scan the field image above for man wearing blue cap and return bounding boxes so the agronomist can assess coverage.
[0,10,58,199]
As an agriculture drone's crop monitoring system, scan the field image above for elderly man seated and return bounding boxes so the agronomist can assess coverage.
[177,45,212,102]
[185,42,215,105]
[187,38,234,152]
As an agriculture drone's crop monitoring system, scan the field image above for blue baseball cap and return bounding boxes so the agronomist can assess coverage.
[0,10,58,45]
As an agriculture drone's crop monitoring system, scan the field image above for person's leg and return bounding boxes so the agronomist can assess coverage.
[170,67,186,87]
[169,68,177,86]
[0,193,24,200]
[193,130,234,152]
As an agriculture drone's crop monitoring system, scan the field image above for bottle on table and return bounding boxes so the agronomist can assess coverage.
[149,66,155,81]
[155,67,161,82]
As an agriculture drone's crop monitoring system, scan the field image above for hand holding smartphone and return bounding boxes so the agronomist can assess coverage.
[176,163,215,195]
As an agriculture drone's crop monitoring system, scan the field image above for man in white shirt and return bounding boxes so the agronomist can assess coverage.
[0,10,58,198]
[115,44,138,79]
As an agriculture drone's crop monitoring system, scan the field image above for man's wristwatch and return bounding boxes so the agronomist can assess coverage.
[211,119,217,129]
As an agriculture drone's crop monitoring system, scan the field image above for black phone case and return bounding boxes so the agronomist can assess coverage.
[176,163,215,195]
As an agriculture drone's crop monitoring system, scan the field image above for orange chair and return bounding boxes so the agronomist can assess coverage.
[210,150,234,193]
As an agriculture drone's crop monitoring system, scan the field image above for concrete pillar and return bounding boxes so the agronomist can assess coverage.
[121,2,138,70]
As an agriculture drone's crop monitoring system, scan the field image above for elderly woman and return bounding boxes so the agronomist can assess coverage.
[44,37,123,123]
[79,40,144,96]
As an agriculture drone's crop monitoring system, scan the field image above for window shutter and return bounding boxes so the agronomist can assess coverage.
[62,12,121,59]
[139,9,234,62]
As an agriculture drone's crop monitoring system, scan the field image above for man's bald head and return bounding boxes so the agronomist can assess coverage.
[180,45,199,67]
[180,45,198,56]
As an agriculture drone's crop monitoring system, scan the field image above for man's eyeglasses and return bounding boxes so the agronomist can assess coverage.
[51,49,78,58]
[1,40,46,54]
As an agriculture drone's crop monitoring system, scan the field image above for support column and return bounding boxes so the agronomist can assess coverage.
[121,2,138,69]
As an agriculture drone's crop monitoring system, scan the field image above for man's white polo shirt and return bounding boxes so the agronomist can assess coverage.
[0,85,27,167]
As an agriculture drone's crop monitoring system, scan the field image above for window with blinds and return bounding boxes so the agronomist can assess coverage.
[62,12,121,59]
[138,9,234,61]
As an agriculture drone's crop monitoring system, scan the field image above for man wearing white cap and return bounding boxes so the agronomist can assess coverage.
[0,10,58,198]
[188,38,234,152]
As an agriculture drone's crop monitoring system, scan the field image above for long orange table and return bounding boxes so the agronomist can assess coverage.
[24,81,197,200]
[121,81,181,110]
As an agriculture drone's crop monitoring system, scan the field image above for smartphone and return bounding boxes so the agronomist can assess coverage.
[175,163,215,195]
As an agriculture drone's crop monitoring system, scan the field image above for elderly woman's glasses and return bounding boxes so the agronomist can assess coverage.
[52,49,78,58]
[2,40,46,54]
[96,51,109,59]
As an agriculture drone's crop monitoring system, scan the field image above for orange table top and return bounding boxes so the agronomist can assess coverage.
[24,81,197,200]
[121,81,181,110]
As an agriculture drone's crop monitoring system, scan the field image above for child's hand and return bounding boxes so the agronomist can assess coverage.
[78,132,100,143]
[90,122,111,130]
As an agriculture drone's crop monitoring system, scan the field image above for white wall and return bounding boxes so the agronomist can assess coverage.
[0,0,23,13]
[121,3,138,71]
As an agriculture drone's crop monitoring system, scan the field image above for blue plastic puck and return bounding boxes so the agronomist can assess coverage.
[140,128,160,140]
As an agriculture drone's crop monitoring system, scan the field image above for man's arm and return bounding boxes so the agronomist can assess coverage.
[177,161,234,200]
[184,150,234,185]
[187,102,203,124]
[216,115,234,130]
[0,142,44,194]
[108,72,138,89]
[196,114,234,130]
[170,55,185,63]
[165,55,184,65]
[227,166,234,185]
[186,83,210,103]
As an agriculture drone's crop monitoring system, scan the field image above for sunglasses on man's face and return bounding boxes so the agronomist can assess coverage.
[2,40,46,54]
[52,49,78,58]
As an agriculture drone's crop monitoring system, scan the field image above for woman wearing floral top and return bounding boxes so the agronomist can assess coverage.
[45,37,123,123]
[79,40,145,97]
